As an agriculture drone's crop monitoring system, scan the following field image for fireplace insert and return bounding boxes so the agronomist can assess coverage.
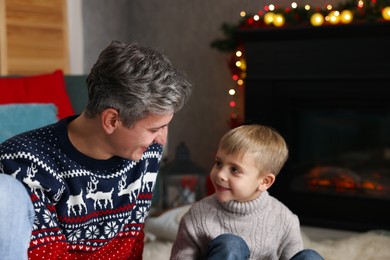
[239,22,390,231]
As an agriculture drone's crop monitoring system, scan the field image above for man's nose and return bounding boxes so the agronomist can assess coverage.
[154,127,168,145]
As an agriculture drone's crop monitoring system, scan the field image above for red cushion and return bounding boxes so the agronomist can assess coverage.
[0,70,74,119]
[206,176,215,195]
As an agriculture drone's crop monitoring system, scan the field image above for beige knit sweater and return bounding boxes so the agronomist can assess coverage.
[170,191,303,260]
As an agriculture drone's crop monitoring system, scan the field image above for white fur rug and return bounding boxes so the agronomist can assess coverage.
[143,230,390,260]
[302,230,390,260]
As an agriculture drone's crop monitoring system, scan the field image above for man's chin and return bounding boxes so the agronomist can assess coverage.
[128,150,146,161]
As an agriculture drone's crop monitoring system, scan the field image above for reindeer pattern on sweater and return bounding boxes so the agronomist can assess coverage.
[0,116,162,259]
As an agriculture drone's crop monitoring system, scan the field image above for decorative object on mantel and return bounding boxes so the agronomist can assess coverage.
[159,142,207,209]
[210,0,390,128]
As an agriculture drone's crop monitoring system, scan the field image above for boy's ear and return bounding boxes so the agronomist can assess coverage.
[258,173,276,192]
[101,108,120,134]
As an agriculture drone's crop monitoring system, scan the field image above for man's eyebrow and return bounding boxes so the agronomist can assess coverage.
[149,124,169,130]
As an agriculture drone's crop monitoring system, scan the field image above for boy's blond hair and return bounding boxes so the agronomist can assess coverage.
[218,124,288,176]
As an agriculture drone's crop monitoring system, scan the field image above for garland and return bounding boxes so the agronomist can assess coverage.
[211,0,390,53]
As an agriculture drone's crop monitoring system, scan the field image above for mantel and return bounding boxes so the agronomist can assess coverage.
[237,21,390,42]
[237,21,390,79]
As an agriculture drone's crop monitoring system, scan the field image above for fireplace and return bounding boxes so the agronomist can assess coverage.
[239,22,390,231]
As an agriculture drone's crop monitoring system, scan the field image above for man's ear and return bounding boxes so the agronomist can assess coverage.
[258,173,276,192]
[101,108,120,134]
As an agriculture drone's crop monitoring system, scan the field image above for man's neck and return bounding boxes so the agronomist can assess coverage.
[67,113,113,160]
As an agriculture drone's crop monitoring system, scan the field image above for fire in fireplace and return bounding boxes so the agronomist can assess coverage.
[293,164,390,199]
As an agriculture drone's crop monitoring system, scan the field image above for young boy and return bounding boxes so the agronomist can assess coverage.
[170,124,323,260]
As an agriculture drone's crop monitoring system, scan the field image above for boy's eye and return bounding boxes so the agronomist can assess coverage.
[231,167,241,174]
[214,160,222,168]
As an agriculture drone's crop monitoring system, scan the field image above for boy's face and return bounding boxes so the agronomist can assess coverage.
[210,148,266,203]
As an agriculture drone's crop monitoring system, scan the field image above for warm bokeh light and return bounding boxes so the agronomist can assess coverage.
[273,14,285,27]
[383,6,390,20]
[291,2,297,9]
[264,12,274,24]
[269,4,275,11]
[254,15,260,21]
[235,61,241,67]
[240,11,246,17]
[229,89,236,95]
[310,13,324,26]
[326,5,333,11]
[305,5,311,11]
[237,79,244,85]
[239,59,246,70]
[236,51,242,57]
[340,10,353,23]
[229,101,236,107]
[328,11,340,24]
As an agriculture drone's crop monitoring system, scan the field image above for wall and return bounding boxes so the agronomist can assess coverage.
[80,0,342,170]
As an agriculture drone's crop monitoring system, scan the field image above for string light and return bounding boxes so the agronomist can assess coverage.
[328,11,340,24]
[383,6,390,20]
[311,13,324,26]
[340,10,353,23]
[273,14,285,27]
[291,2,297,9]
[264,12,274,24]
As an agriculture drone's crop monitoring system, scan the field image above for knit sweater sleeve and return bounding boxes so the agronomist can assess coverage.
[170,197,217,260]
[278,213,303,260]
[170,209,202,260]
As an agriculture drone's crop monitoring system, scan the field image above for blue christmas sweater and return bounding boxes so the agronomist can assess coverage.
[0,116,162,259]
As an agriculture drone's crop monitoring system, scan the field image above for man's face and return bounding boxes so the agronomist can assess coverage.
[110,113,173,161]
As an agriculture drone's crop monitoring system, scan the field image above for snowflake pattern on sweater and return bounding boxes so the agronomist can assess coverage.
[0,116,162,259]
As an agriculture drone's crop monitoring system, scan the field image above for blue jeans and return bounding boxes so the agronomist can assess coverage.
[0,174,34,260]
[208,234,250,260]
[207,233,324,260]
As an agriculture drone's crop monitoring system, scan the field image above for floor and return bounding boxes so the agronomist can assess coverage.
[301,225,360,241]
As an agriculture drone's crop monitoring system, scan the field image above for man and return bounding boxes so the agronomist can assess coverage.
[0,41,192,259]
